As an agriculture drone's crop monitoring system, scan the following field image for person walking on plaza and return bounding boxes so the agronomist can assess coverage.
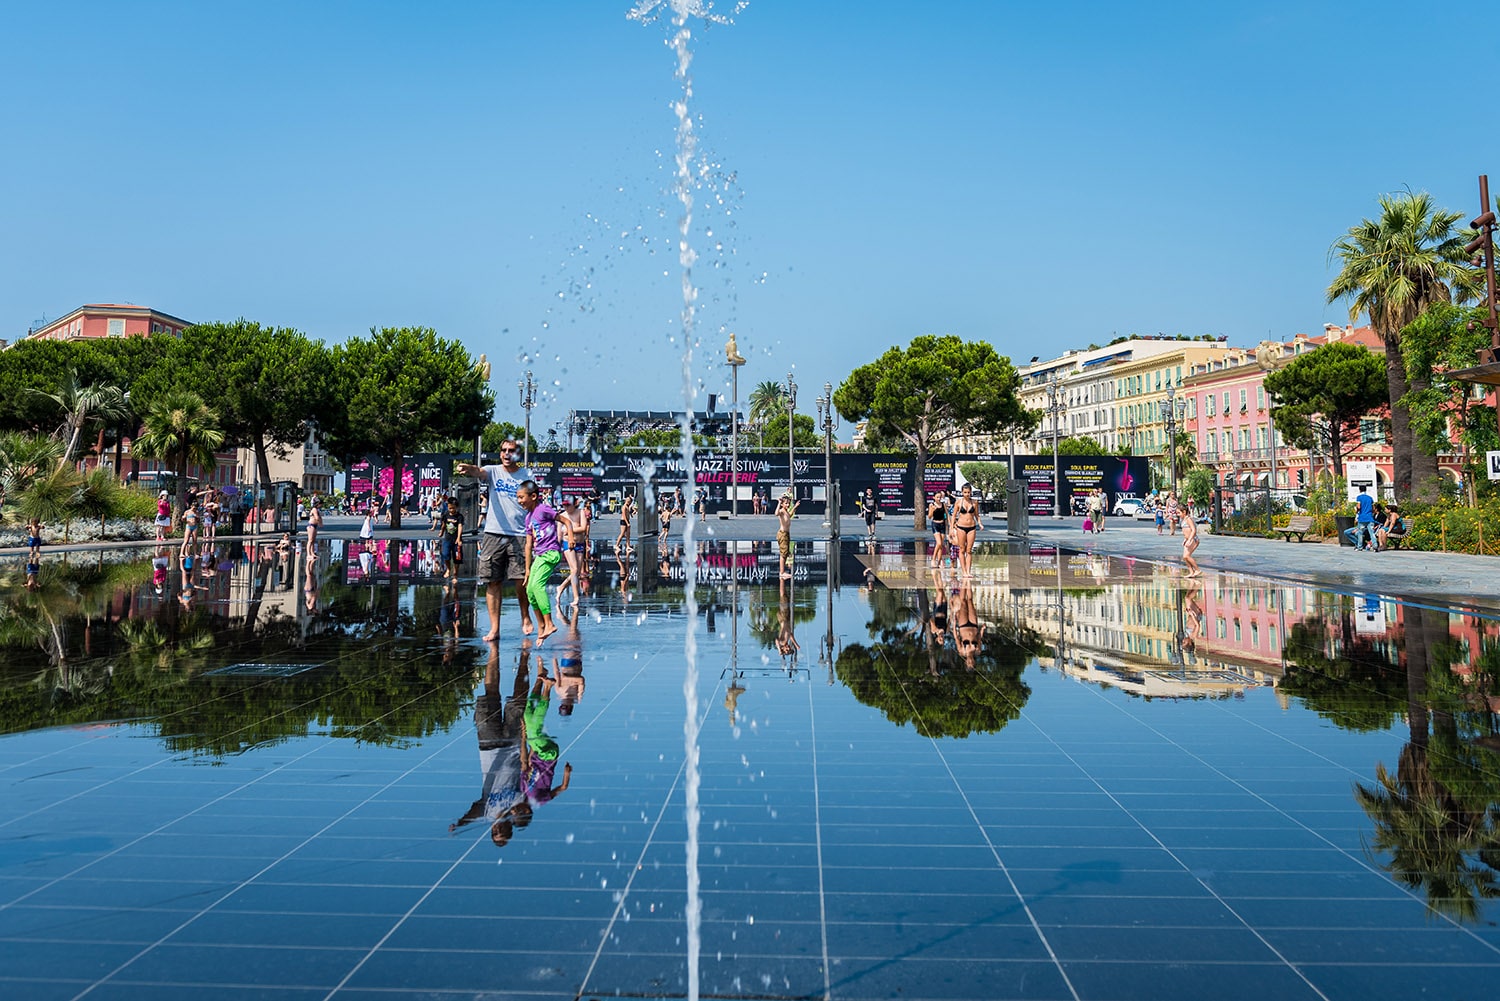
[456,439,535,643]
[615,491,635,553]
[518,479,561,645]
[952,483,983,577]
[928,490,950,566]
[305,495,323,552]
[440,494,463,580]
[1179,504,1202,578]
[1166,492,1181,535]
[777,491,798,579]
[860,488,879,540]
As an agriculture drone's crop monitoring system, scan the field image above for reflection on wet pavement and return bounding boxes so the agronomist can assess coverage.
[1,537,1497,999]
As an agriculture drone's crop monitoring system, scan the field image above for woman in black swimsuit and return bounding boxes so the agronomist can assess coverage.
[951,484,982,578]
[928,491,949,566]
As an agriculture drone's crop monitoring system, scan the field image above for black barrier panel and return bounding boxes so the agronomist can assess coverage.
[370,452,1154,519]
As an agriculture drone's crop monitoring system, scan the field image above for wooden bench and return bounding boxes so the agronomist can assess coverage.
[1274,515,1316,542]
[1381,526,1407,549]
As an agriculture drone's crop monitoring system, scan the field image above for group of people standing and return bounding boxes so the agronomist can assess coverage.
[456,439,599,647]
[924,484,984,577]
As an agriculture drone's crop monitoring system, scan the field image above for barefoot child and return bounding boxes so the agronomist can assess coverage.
[26,517,43,561]
[1180,507,1202,577]
[776,492,797,580]
[518,480,561,644]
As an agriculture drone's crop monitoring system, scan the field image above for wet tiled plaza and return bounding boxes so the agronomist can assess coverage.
[2,536,1498,1000]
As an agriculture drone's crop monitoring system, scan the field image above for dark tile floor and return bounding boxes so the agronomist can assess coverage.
[1,538,1497,999]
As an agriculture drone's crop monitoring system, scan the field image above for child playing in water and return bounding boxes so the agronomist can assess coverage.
[26,517,42,561]
[518,480,561,644]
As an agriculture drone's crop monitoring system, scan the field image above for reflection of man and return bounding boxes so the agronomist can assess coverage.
[456,441,535,642]
[451,641,531,847]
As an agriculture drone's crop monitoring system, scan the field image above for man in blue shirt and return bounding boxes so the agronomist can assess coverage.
[1353,485,1377,552]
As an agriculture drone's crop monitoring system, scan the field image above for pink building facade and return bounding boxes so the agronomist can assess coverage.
[1184,325,1402,495]
[27,303,191,341]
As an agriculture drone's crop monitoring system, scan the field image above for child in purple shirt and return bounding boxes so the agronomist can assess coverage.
[519,480,561,643]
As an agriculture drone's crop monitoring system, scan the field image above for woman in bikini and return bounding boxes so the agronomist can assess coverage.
[927,490,949,566]
[952,484,983,577]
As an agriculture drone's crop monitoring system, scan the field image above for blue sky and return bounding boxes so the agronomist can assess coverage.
[2,1,1496,437]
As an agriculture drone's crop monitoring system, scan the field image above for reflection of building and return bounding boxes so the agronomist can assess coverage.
[236,429,336,496]
[969,564,1277,696]
[1193,579,1313,671]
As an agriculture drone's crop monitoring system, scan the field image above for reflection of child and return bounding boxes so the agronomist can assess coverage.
[152,547,170,595]
[25,560,40,590]
[522,670,572,806]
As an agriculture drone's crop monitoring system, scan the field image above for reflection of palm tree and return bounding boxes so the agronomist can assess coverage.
[1354,606,1500,920]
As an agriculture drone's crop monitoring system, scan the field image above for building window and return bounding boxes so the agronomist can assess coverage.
[1256,385,1266,410]
[1239,388,1248,412]
[1360,419,1386,444]
[1222,391,1230,414]
[107,319,125,337]
[1256,426,1267,450]
[1206,394,1216,417]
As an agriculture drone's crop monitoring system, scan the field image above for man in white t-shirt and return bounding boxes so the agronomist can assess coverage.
[456,438,535,641]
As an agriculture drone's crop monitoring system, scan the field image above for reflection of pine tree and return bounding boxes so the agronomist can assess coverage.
[0,568,478,755]
[1354,606,1500,921]
[1280,611,1407,731]
[834,588,1043,739]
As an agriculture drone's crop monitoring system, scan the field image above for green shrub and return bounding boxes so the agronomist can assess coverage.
[112,487,160,521]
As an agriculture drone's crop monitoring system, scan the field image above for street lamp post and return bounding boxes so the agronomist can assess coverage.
[517,371,536,468]
[1157,381,1185,499]
[1046,375,1064,519]
[785,372,798,512]
[726,333,746,517]
[816,382,838,536]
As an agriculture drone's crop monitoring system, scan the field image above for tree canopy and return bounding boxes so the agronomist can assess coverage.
[1327,191,1482,499]
[329,326,490,528]
[1400,303,1500,501]
[134,320,331,489]
[1056,435,1105,455]
[834,335,1024,528]
[760,412,819,449]
[1264,341,1388,477]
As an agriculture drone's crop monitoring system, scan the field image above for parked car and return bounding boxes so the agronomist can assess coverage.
[1112,497,1145,518]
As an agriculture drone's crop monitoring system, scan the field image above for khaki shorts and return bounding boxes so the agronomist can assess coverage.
[478,533,526,583]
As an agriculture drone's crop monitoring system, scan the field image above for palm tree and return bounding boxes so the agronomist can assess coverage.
[1327,192,1482,501]
[0,432,64,504]
[27,370,131,467]
[131,391,225,525]
[748,380,788,447]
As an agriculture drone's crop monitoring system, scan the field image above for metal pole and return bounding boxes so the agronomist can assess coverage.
[518,371,536,468]
[731,363,738,517]
[786,372,797,513]
[1050,376,1062,519]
